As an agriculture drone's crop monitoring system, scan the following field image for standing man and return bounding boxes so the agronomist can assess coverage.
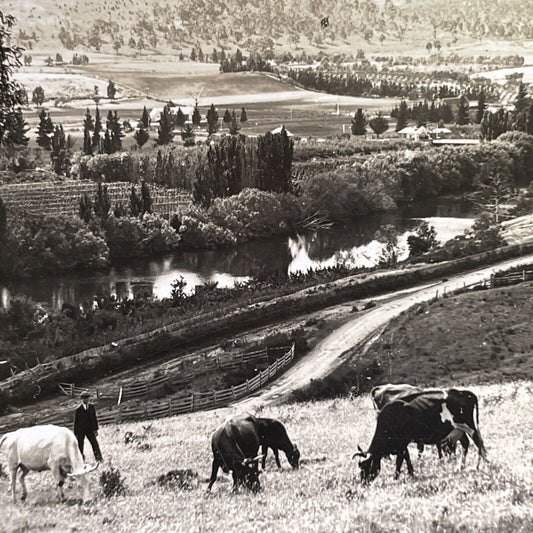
[74,391,102,462]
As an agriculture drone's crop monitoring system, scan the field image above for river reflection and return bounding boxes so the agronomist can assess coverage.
[1,200,475,311]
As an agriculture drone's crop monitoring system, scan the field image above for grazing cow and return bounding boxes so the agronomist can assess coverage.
[0,425,99,502]
[370,383,470,459]
[255,417,300,470]
[354,388,488,483]
[208,414,264,493]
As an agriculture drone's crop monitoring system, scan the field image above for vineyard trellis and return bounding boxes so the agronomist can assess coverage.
[0,180,193,219]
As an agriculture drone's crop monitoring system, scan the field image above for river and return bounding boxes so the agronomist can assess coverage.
[0,199,475,311]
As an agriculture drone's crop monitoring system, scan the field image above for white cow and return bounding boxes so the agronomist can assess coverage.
[0,424,99,502]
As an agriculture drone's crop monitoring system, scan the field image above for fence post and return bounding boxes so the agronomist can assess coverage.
[191,394,195,413]
[246,379,249,392]
[213,390,217,408]
[232,386,235,399]
[523,270,526,282]
[490,274,495,288]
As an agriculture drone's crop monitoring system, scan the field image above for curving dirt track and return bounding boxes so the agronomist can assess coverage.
[233,253,533,411]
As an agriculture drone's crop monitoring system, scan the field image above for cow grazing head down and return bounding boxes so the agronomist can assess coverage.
[287,445,300,469]
[352,446,380,484]
[237,455,263,492]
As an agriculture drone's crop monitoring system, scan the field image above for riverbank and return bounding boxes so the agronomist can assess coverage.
[3,234,533,406]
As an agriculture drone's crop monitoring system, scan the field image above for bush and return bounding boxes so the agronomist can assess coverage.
[178,206,237,249]
[100,466,127,498]
[103,214,180,258]
[13,215,109,274]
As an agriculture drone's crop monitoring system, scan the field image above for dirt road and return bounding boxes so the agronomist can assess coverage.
[233,253,533,411]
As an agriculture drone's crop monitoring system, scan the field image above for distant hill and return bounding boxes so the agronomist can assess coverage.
[4,0,533,56]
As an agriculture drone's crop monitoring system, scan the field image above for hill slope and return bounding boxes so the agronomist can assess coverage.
[4,0,533,55]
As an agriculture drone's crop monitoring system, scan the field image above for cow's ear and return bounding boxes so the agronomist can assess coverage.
[358,445,364,453]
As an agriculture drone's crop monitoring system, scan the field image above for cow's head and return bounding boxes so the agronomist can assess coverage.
[287,444,300,469]
[240,455,263,492]
[67,462,99,501]
[352,446,380,484]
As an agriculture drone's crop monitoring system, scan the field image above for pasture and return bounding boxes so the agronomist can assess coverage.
[2,381,532,532]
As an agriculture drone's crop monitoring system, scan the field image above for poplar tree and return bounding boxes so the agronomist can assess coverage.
[455,94,470,125]
[157,105,174,145]
[206,103,219,134]
[351,108,367,135]
[36,109,53,150]
[92,106,102,152]
[395,100,408,132]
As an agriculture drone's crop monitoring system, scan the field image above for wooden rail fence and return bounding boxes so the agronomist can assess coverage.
[0,345,295,433]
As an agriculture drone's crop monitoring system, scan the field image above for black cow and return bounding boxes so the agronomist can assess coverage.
[354,388,488,483]
[371,383,470,459]
[207,414,264,493]
[255,417,300,470]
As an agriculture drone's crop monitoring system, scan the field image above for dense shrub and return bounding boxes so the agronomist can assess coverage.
[178,206,238,249]
[12,215,109,274]
[100,466,127,497]
[103,214,180,259]
[77,152,137,183]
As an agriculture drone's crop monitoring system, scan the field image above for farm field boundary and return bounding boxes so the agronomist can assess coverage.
[0,346,295,432]
[2,239,533,406]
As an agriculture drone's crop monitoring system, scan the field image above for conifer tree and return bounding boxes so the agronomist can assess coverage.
[476,90,487,124]
[395,100,408,132]
[513,83,531,131]
[51,124,71,175]
[190,47,197,61]
[83,108,94,155]
[140,106,150,128]
[36,109,53,150]
[134,123,149,148]
[351,108,367,135]
[223,108,232,123]
[129,185,143,217]
[206,104,218,134]
[141,181,152,214]
[455,94,470,125]
[157,105,174,145]
[5,107,29,146]
[369,112,389,138]
[92,106,102,153]
[175,107,186,127]
[79,193,93,223]
[228,111,240,135]
[32,86,45,106]
[93,182,111,221]
[192,106,201,126]
[107,80,117,99]
[240,107,248,122]
[103,129,113,154]
[181,124,195,146]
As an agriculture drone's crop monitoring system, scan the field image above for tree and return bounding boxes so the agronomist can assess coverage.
[395,100,408,132]
[4,107,29,146]
[351,108,367,136]
[256,127,293,193]
[79,193,93,223]
[240,107,248,123]
[407,221,438,257]
[157,105,174,145]
[175,107,186,127]
[513,83,531,131]
[426,42,433,54]
[134,123,149,148]
[32,85,45,106]
[55,53,63,64]
[223,108,232,123]
[50,124,71,175]
[211,48,219,62]
[83,108,94,155]
[107,80,117,99]
[140,106,150,128]
[228,111,240,135]
[455,94,470,125]
[181,124,195,146]
[476,90,487,124]
[92,106,102,152]
[36,109,53,150]
[192,106,201,126]
[206,103,218,134]
[129,185,143,217]
[375,224,400,267]
[106,110,123,152]
[190,47,197,61]
[369,112,389,137]
[141,181,152,214]
[93,182,111,221]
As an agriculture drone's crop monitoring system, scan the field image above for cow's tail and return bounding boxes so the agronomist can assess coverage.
[0,434,8,450]
[473,396,488,461]
[475,397,480,429]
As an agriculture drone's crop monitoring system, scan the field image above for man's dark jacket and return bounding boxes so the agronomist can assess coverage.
[74,404,99,435]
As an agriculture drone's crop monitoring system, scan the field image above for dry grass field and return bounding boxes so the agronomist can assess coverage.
[2,381,533,533]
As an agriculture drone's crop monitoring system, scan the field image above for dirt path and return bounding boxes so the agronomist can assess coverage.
[232,253,533,411]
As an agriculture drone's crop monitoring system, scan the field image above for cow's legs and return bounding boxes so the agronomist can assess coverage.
[49,461,66,501]
[273,449,281,468]
[19,465,29,502]
[394,452,404,479]
[417,443,424,458]
[207,458,220,492]
[10,464,18,503]
[459,433,470,470]
[472,430,488,464]
[436,443,443,459]
[261,445,268,469]
[404,449,414,477]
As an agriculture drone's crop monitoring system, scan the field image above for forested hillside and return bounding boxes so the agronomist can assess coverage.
[6,0,533,55]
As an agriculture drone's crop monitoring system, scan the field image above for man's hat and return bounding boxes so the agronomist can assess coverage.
[80,391,90,399]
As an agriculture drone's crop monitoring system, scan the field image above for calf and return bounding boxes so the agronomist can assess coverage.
[354,388,488,483]
[255,417,300,470]
[208,414,264,493]
[0,424,98,502]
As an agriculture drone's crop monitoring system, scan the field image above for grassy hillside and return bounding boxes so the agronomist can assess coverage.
[5,0,533,57]
[2,382,533,532]
[360,280,533,389]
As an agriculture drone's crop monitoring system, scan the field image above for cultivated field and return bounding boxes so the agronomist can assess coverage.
[2,381,533,532]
